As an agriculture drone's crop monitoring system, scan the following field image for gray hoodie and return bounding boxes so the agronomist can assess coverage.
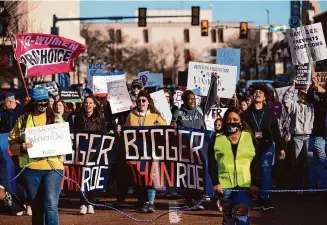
[283,88,314,135]
[172,104,206,130]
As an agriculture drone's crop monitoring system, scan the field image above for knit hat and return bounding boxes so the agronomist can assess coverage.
[132,79,144,88]
[31,86,49,101]
[4,92,15,101]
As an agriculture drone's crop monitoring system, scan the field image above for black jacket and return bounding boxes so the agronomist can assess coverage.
[243,105,283,154]
[0,104,24,133]
[307,88,327,137]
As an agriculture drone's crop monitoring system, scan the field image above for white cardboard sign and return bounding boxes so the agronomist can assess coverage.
[150,90,172,124]
[173,90,201,108]
[187,62,237,98]
[286,22,327,65]
[25,122,73,159]
[93,74,126,94]
[107,79,133,114]
[205,108,228,131]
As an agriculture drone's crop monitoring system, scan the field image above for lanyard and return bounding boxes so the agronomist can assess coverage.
[137,110,148,126]
[252,111,264,131]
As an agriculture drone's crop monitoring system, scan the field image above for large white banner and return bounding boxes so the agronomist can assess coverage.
[107,79,133,114]
[205,108,228,131]
[25,122,73,159]
[173,90,201,108]
[150,90,172,124]
[187,62,237,98]
[286,22,327,65]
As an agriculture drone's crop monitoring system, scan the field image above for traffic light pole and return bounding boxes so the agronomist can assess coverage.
[51,14,195,34]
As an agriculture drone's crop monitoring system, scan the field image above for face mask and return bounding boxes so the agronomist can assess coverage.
[36,103,48,113]
[226,123,242,133]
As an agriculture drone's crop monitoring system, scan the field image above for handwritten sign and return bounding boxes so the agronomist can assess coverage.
[187,62,237,98]
[313,72,327,88]
[150,90,172,124]
[107,79,132,114]
[205,108,228,131]
[286,22,327,65]
[25,122,73,159]
[216,48,240,81]
[173,90,201,108]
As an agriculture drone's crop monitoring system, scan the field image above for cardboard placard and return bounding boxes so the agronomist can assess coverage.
[107,79,133,114]
[150,90,172,124]
[313,72,327,88]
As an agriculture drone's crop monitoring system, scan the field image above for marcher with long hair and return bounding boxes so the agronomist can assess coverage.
[72,95,106,215]
[163,88,179,116]
[8,86,65,225]
[243,84,285,211]
[53,99,70,121]
[125,90,166,213]
[209,107,259,225]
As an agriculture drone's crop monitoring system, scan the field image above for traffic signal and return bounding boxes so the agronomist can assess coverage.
[201,20,209,36]
[191,6,200,26]
[240,22,248,39]
[138,8,147,27]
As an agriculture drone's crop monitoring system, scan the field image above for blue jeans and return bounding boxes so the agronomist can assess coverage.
[260,144,274,200]
[221,189,251,225]
[292,135,315,188]
[309,136,327,188]
[23,169,63,225]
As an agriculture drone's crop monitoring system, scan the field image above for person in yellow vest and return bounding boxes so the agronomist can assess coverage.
[125,90,166,213]
[8,86,64,225]
[209,107,260,225]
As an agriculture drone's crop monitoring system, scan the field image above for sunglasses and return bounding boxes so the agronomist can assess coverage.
[137,99,147,103]
[133,86,142,90]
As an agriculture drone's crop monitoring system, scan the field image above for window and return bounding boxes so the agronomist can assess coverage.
[116,30,122,44]
[211,29,217,43]
[184,29,190,43]
[109,29,115,42]
[218,29,224,43]
[143,29,149,43]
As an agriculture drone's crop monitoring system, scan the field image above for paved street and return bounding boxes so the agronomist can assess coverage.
[0,192,326,225]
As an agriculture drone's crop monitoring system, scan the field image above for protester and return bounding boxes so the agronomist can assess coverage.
[72,95,106,215]
[49,96,55,108]
[129,79,144,107]
[53,99,70,121]
[163,88,179,116]
[243,84,285,211]
[124,90,166,213]
[239,99,248,112]
[214,117,223,135]
[66,102,76,113]
[307,78,327,188]
[8,86,64,225]
[0,92,24,133]
[209,107,259,225]
[268,88,283,120]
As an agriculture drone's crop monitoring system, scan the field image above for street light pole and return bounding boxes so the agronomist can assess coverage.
[265,9,270,25]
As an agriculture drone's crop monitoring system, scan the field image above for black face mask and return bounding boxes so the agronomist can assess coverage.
[35,102,48,113]
[225,123,242,133]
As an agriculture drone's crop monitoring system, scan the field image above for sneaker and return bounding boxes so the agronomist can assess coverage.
[16,210,23,216]
[79,205,87,215]
[26,205,32,216]
[184,200,204,211]
[216,199,223,212]
[194,204,204,211]
[148,202,155,213]
[262,199,275,211]
[140,202,149,213]
[87,205,95,214]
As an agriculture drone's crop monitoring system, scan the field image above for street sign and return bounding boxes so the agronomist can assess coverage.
[269,25,288,32]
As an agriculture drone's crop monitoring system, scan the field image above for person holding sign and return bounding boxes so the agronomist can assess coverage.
[125,90,166,213]
[8,86,65,225]
[307,78,327,188]
[209,107,259,225]
[72,95,106,215]
[243,84,285,211]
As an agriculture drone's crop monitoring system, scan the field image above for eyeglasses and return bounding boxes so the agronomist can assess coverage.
[137,99,147,103]
[165,95,170,98]
[36,99,49,103]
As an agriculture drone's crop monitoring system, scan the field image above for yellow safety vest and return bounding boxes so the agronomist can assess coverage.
[213,131,255,188]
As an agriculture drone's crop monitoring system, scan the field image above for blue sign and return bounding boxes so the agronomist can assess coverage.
[216,48,241,81]
[290,1,301,28]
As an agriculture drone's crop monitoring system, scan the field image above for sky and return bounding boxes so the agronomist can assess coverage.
[80,1,327,27]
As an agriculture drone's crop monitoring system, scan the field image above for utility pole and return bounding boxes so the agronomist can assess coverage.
[265,9,270,25]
